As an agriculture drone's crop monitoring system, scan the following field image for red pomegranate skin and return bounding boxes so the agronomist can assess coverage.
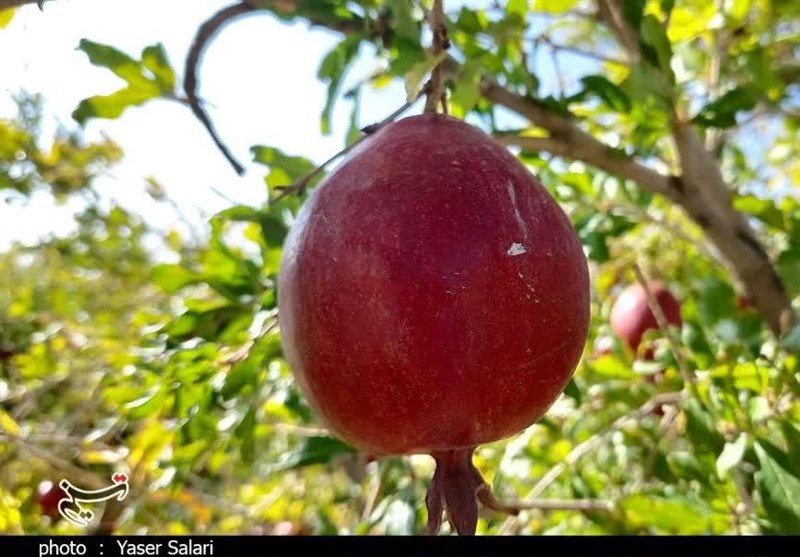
[278,114,590,457]
[609,282,682,354]
[37,483,67,521]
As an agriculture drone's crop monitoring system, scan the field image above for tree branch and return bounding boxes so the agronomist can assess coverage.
[424,0,449,114]
[487,1,796,336]
[491,130,677,199]
[184,2,258,176]
[0,0,50,9]
[590,0,796,336]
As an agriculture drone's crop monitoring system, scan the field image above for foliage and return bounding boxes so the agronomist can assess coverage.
[1,93,122,199]
[1,0,799,536]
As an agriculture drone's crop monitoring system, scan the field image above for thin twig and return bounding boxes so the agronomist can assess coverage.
[267,423,330,437]
[632,263,694,386]
[548,45,566,97]
[184,2,257,175]
[424,0,450,114]
[0,433,107,489]
[510,498,615,512]
[538,35,628,67]
[273,81,432,200]
[360,461,387,523]
[498,391,684,534]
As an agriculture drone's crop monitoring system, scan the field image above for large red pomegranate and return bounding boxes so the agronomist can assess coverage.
[609,282,682,356]
[278,113,590,534]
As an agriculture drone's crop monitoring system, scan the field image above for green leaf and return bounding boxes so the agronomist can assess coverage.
[450,64,482,117]
[563,378,582,405]
[733,195,786,230]
[684,398,725,454]
[668,451,711,485]
[639,15,674,81]
[716,433,747,478]
[754,440,800,533]
[589,355,637,379]
[621,0,646,30]
[77,39,146,83]
[72,84,162,125]
[697,277,736,324]
[125,387,165,419]
[251,145,319,194]
[624,63,669,108]
[274,436,356,471]
[621,494,715,533]
[455,7,484,33]
[216,205,261,222]
[345,87,362,146]
[166,305,249,344]
[404,50,447,102]
[693,87,757,129]
[580,75,632,113]
[235,406,257,464]
[150,264,198,293]
[777,244,800,298]
[318,35,361,135]
[221,336,279,399]
[141,43,176,93]
[782,423,800,465]
[73,40,173,124]
[391,0,418,42]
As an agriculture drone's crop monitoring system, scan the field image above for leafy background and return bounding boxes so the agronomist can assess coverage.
[1,0,799,535]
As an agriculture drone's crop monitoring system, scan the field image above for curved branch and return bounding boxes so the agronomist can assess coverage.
[0,0,49,9]
[184,2,258,176]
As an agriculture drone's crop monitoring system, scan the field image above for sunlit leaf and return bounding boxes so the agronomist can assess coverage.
[754,440,800,534]
[141,43,176,93]
[318,35,361,135]
[716,433,747,478]
[0,8,15,29]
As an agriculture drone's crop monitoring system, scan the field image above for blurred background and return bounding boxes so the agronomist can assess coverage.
[1,0,798,535]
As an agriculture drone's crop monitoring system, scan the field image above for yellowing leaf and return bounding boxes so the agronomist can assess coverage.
[0,409,21,436]
[667,4,715,43]
[534,0,577,14]
[0,8,15,29]
[404,50,447,102]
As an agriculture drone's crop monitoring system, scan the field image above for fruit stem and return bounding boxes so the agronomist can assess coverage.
[273,81,432,200]
[425,447,519,535]
[423,0,450,115]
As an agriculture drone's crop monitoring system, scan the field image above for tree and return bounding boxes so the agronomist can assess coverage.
[1,0,799,536]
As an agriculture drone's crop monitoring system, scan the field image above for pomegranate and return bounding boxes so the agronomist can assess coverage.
[609,282,682,356]
[37,481,66,521]
[737,295,753,312]
[278,114,590,534]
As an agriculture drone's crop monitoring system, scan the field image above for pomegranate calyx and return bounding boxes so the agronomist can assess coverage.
[425,447,518,535]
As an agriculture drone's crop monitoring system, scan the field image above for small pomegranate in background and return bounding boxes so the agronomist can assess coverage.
[610,282,682,358]
[37,481,66,521]
[737,295,754,312]
[278,114,590,535]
